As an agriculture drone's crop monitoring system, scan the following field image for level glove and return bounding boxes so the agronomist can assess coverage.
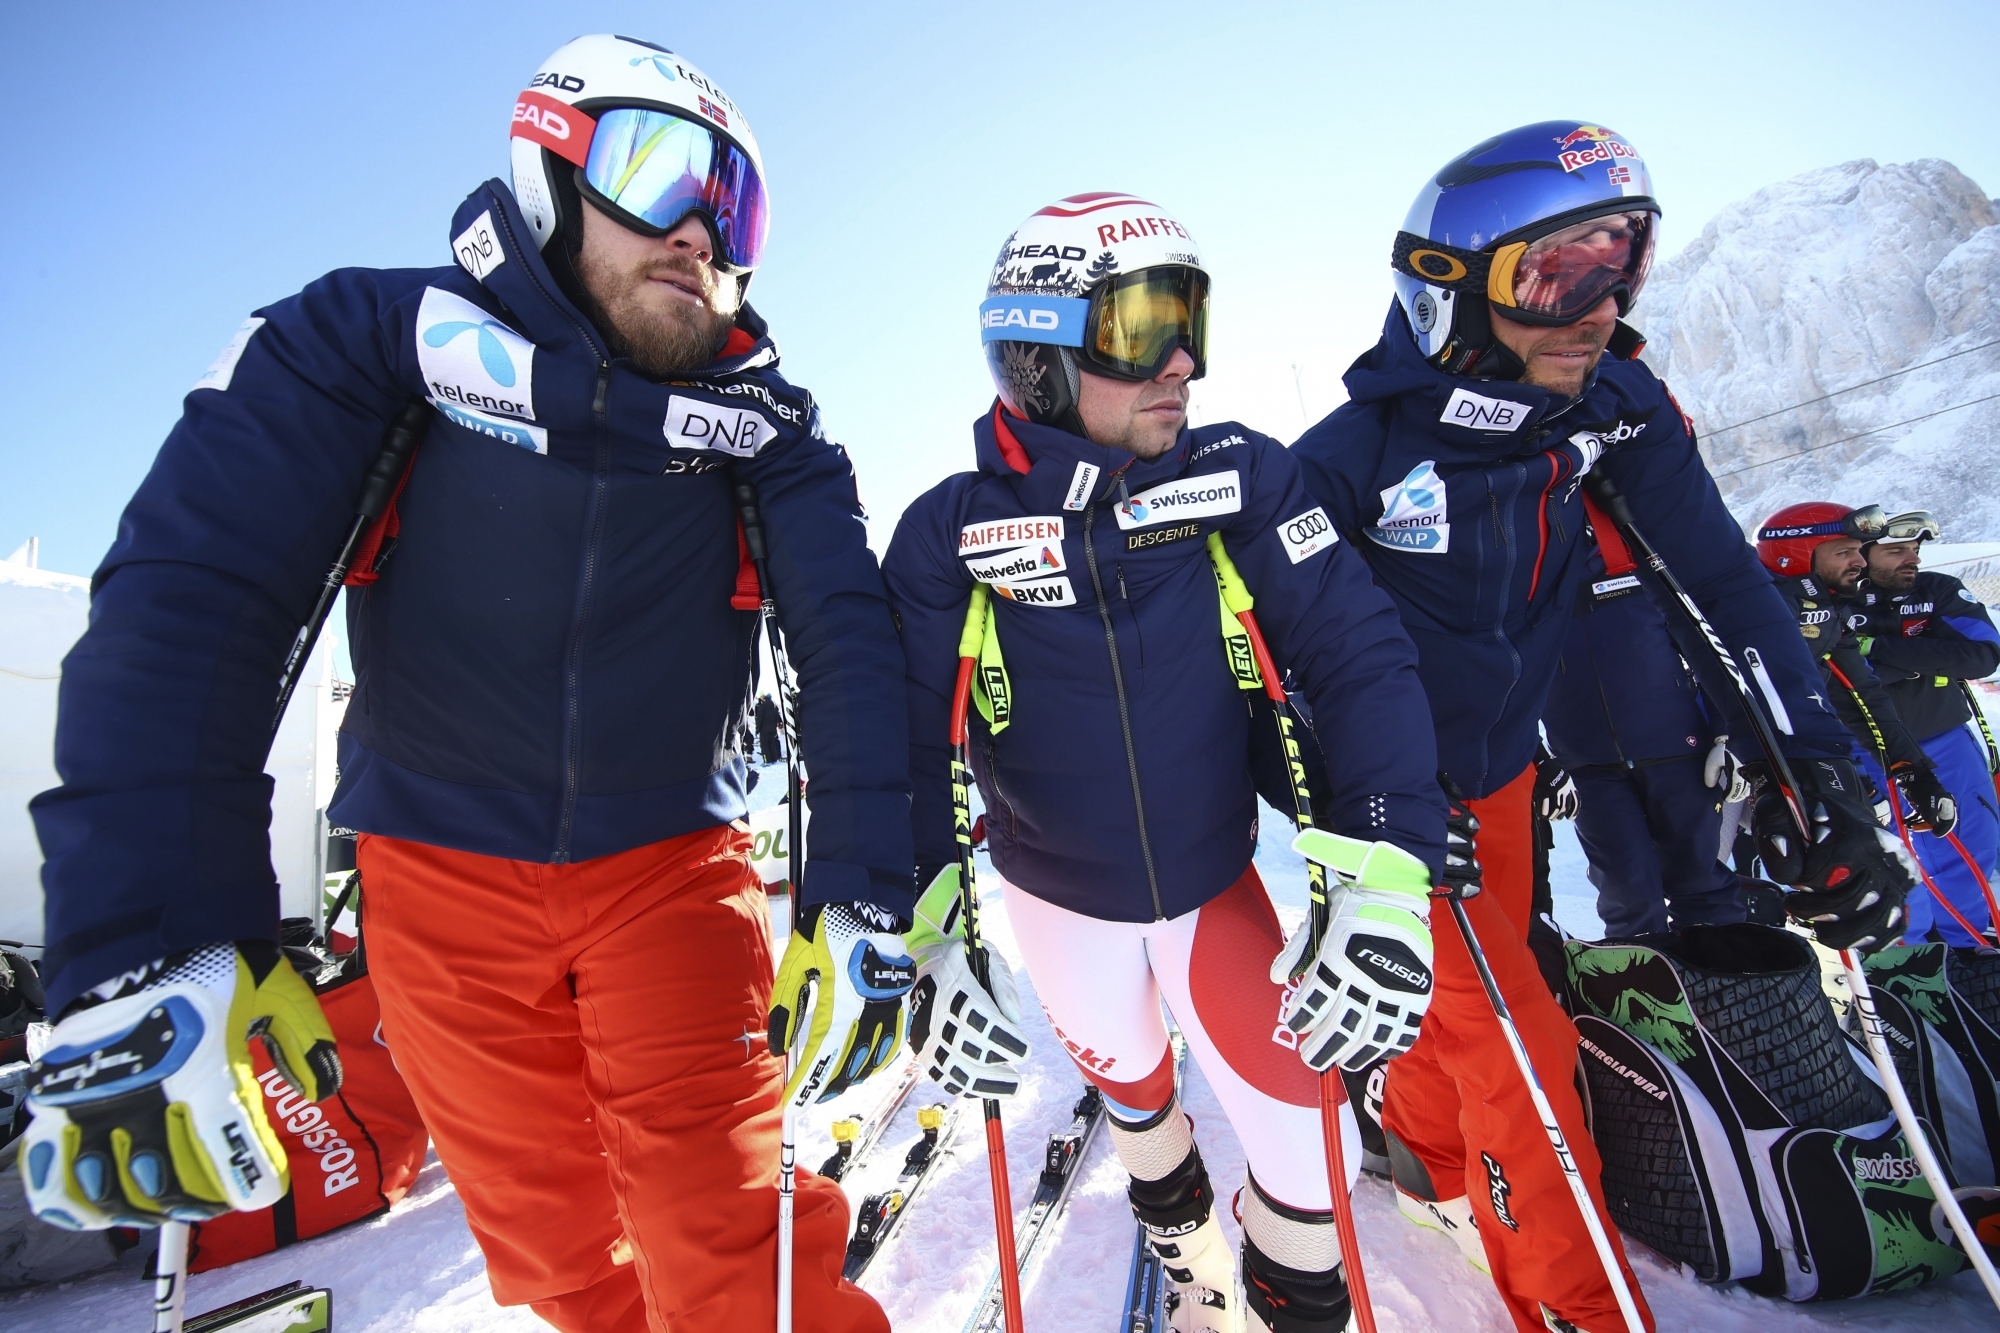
[1704,735,1752,803]
[770,901,914,1106]
[1890,759,1959,835]
[1752,757,1914,952]
[1533,746,1578,821]
[903,865,1029,1098]
[22,942,340,1231]
[1438,776,1484,899]
[1273,832,1435,1073]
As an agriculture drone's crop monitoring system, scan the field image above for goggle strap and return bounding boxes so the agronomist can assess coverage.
[1391,232,1491,294]
[512,91,597,168]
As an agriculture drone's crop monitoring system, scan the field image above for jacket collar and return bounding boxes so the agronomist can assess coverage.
[970,404,1190,511]
[446,181,780,378]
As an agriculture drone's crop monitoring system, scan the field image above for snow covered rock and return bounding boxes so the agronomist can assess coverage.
[1631,159,2000,538]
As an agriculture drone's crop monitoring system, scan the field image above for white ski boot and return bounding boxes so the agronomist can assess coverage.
[1150,1211,1243,1333]
[1396,1187,1489,1273]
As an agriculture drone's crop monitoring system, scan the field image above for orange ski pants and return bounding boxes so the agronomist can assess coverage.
[1381,766,1654,1333]
[356,826,887,1333]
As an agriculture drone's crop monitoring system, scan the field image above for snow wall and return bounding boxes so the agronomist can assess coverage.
[0,559,336,948]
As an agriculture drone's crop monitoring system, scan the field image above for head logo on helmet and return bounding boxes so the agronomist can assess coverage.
[508,34,767,286]
[1389,120,1661,377]
[980,194,1210,433]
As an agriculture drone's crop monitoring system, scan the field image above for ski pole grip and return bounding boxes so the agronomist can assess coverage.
[732,479,771,565]
[1581,471,1637,529]
[355,401,430,521]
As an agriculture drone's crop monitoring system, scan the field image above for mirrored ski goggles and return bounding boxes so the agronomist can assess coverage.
[1490,211,1656,325]
[574,105,770,271]
[1877,510,1941,544]
[1758,504,1888,543]
[1082,267,1210,380]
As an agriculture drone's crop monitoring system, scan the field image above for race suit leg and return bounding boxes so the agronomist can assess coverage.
[358,827,885,1333]
[1634,757,1745,932]
[1004,863,1349,1212]
[1569,771,1670,938]
[1913,724,1999,944]
[1380,765,1654,1333]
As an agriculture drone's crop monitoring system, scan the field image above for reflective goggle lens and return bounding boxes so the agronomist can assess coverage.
[1845,504,1888,539]
[582,107,769,270]
[1880,510,1941,543]
[1509,211,1656,321]
[1083,268,1209,379]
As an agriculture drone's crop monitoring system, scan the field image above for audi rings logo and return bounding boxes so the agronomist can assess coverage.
[1285,511,1330,545]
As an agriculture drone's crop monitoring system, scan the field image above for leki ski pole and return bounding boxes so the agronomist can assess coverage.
[951,587,1026,1333]
[1585,472,2000,1310]
[273,400,430,733]
[1206,544,1378,1333]
[733,479,807,1333]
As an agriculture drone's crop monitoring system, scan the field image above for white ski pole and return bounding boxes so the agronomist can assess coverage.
[1584,471,2000,1310]
[151,1220,189,1333]
[1445,897,1648,1333]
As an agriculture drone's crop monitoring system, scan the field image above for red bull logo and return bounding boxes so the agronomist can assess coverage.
[1553,124,1641,175]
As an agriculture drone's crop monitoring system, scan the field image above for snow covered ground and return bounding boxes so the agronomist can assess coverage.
[2,783,1995,1330]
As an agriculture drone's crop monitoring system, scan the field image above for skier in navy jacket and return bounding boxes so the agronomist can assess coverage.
[1292,122,1913,1333]
[885,195,1447,1333]
[26,36,905,1333]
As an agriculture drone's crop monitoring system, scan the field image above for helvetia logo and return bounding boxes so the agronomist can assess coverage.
[1366,461,1450,554]
[966,544,1065,583]
[416,287,537,421]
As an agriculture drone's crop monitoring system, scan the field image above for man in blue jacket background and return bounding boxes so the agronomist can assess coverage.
[25,35,906,1333]
[1292,121,1912,1333]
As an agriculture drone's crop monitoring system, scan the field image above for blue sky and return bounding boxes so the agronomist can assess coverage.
[6,0,1999,576]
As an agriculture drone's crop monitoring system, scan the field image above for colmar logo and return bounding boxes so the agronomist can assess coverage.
[966,544,1065,583]
[416,287,536,421]
[1367,461,1451,554]
[1441,387,1530,433]
[992,575,1075,607]
[664,396,776,456]
[1114,471,1242,530]
[1277,506,1336,564]
[960,517,1064,555]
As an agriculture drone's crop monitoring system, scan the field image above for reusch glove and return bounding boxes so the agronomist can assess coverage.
[1891,760,1959,835]
[1533,747,1578,821]
[1704,735,1752,803]
[904,865,1030,1098]
[1273,832,1435,1073]
[1439,776,1484,899]
[770,902,914,1106]
[1753,757,1914,951]
[23,942,340,1230]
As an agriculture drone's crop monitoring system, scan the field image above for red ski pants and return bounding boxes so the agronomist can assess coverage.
[357,826,887,1333]
[1381,766,1654,1333]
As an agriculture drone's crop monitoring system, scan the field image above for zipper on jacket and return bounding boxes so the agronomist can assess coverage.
[554,358,613,862]
[983,737,1020,836]
[1085,504,1165,919]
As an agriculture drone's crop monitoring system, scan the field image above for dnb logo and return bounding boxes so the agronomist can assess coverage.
[416,287,536,421]
[1366,461,1451,554]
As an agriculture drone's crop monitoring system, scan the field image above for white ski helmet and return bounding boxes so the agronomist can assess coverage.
[982,193,1210,431]
[509,34,768,273]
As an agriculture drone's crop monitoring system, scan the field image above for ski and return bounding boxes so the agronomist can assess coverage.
[1117,1032,1187,1333]
[959,1084,1108,1333]
[842,1100,964,1280]
[819,1052,922,1183]
[183,1280,331,1332]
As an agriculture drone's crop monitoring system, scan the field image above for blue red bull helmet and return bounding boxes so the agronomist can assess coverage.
[1392,121,1660,374]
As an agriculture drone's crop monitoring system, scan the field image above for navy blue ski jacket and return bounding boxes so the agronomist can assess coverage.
[1542,556,1713,772]
[32,181,910,1012]
[1293,305,1853,799]
[883,408,1445,924]
[1859,570,2000,741]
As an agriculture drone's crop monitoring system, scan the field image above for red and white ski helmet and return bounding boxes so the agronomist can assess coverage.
[509,35,767,269]
[1755,501,1888,575]
[982,193,1210,430]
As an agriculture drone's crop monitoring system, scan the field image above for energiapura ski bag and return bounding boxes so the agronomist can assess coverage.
[1856,943,2000,1189]
[1566,923,1967,1299]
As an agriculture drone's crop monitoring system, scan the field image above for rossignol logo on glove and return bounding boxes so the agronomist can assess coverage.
[255,1067,364,1196]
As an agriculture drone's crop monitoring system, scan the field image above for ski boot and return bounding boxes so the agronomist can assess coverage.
[1937,1185,2000,1267]
[1111,1098,1242,1333]
[1385,1129,1488,1273]
[1240,1175,1349,1333]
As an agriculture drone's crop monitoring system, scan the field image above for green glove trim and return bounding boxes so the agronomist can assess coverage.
[1291,829,1434,898]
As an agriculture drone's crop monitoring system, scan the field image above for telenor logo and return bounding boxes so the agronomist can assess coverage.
[424,319,519,387]
[1367,461,1450,554]
[416,287,537,422]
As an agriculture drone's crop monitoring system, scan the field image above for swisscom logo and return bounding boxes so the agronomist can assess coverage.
[416,287,537,421]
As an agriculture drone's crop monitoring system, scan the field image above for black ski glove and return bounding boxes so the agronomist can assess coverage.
[1890,760,1959,835]
[1437,774,1484,899]
[1751,757,1912,952]
[1533,746,1578,821]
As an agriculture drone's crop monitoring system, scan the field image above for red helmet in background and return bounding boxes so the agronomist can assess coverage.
[1755,502,1887,575]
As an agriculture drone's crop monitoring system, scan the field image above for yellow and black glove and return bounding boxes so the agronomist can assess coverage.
[23,942,340,1230]
[769,902,914,1106]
